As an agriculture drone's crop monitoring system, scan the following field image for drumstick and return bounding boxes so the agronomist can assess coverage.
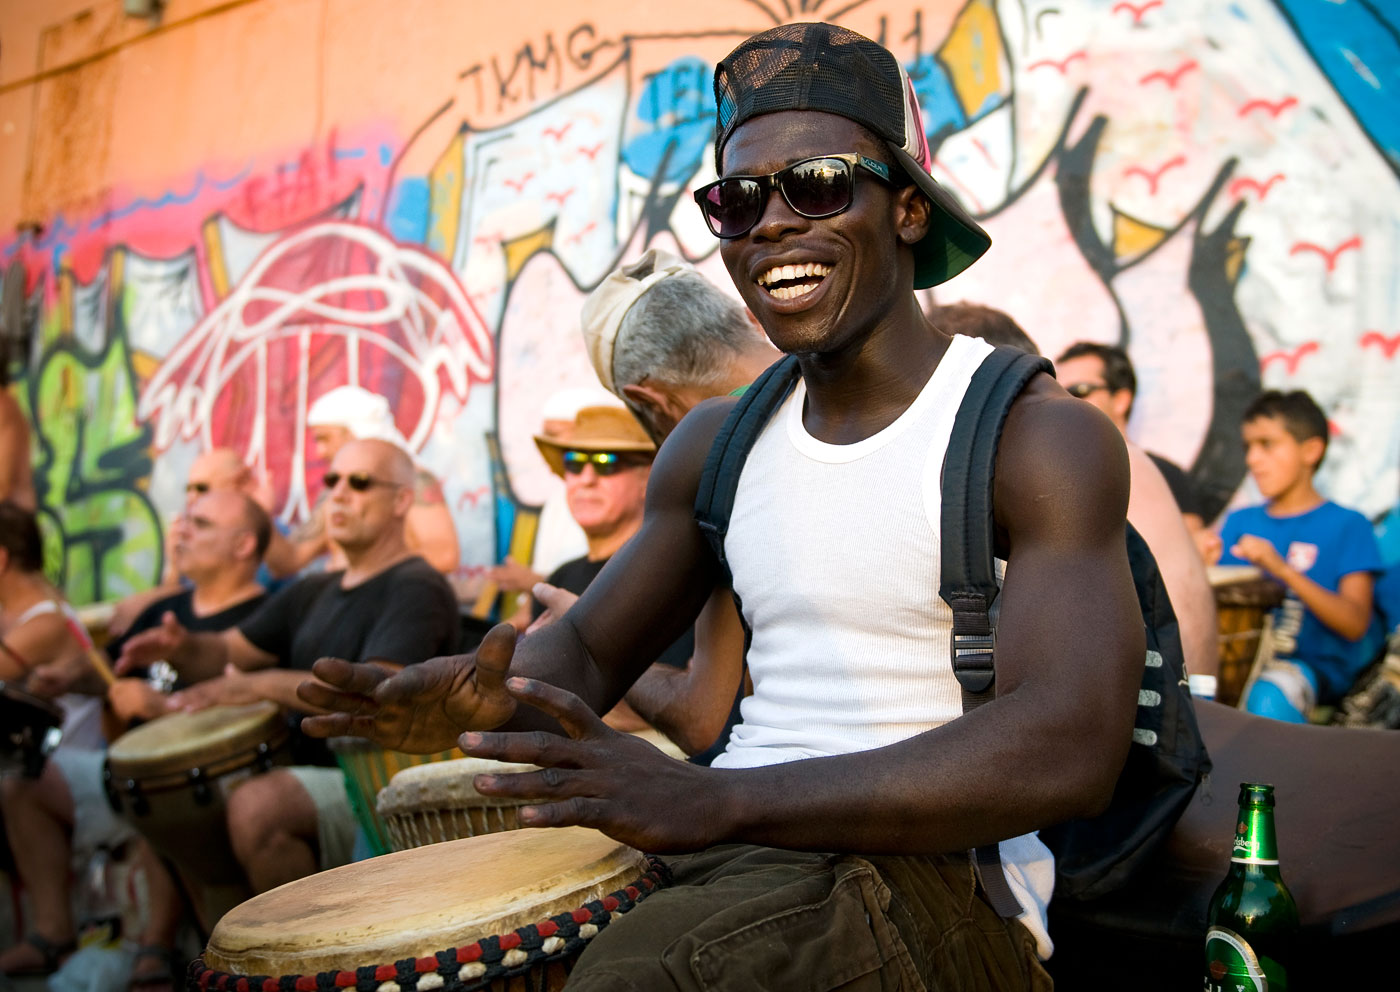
[62,614,117,687]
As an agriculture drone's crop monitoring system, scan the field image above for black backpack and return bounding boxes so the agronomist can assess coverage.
[693,347,1211,908]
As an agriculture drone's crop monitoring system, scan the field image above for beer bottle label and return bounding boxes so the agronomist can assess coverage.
[1230,811,1279,864]
[1203,926,1270,991]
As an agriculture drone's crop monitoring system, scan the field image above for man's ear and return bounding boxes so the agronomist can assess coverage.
[233,529,258,564]
[895,186,933,246]
[621,382,685,436]
[393,483,416,517]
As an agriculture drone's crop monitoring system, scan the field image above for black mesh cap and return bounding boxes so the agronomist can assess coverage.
[713,22,991,288]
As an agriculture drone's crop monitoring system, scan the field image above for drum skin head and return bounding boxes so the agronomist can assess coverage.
[203,827,649,976]
[107,702,282,778]
[377,757,541,816]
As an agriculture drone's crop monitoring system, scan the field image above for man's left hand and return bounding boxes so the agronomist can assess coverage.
[463,677,725,854]
[1230,534,1288,577]
[169,665,263,712]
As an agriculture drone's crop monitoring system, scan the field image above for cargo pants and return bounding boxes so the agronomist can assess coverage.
[565,844,1053,991]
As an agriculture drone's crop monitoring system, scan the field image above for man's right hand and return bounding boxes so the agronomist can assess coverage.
[298,623,521,753]
[108,677,174,724]
[115,612,188,675]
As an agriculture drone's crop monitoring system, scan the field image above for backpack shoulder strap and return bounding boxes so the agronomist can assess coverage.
[938,345,1053,921]
[939,347,1053,709]
[693,355,801,579]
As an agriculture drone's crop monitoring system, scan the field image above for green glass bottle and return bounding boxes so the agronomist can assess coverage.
[1202,783,1299,991]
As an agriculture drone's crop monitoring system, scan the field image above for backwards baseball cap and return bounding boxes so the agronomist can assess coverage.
[581,248,695,395]
[712,22,990,289]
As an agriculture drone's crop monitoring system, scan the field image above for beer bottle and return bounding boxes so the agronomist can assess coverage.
[1202,782,1299,991]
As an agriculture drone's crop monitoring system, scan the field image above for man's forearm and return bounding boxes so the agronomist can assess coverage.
[1275,567,1371,641]
[625,663,726,756]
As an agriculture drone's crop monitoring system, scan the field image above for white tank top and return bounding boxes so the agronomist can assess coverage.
[714,334,1055,956]
[13,599,105,752]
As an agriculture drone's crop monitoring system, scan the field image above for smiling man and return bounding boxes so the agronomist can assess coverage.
[300,24,1141,989]
[118,438,458,893]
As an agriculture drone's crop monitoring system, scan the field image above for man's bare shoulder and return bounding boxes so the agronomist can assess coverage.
[995,374,1131,542]
[645,396,740,508]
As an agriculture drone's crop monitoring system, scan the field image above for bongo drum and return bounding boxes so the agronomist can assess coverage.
[1207,565,1285,707]
[105,702,291,928]
[190,827,670,992]
[377,758,541,851]
[329,738,466,857]
[0,681,63,778]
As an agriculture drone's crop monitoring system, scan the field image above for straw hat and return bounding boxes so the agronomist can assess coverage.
[533,405,656,477]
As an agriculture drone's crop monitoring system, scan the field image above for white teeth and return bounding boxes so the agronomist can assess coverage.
[756,262,831,286]
[768,282,820,300]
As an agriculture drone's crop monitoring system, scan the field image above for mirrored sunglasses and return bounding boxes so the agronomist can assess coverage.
[185,481,212,494]
[1065,383,1110,399]
[693,153,896,239]
[561,450,640,477]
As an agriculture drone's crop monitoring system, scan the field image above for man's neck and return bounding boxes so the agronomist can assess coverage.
[584,520,642,562]
[188,571,264,617]
[795,303,949,445]
[340,535,415,587]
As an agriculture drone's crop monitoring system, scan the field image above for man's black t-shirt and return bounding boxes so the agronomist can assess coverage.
[107,588,268,689]
[535,556,693,670]
[239,556,458,673]
[1147,451,1205,518]
[239,556,458,765]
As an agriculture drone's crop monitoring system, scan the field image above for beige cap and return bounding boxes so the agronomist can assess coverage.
[533,405,656,477]
[581,248,695,394]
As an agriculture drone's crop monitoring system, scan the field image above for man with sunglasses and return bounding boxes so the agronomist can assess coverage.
[301,23,1142,989]
[118,439,458,893]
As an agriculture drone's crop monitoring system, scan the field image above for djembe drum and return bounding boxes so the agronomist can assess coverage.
[105,702,291,929]
[189,827,670,992]
[377,730,690,852]
[329,737,466,856]
[1207,565,1286,706]
[0,681,63,778]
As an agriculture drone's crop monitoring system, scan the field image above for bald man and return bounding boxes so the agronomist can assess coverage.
[117,440,459,891]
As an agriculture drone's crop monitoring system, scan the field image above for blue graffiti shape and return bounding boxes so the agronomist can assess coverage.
[387,177,432,246]
[908,53,970,145]
[1273,0,1400,174]
[623,57,716,184]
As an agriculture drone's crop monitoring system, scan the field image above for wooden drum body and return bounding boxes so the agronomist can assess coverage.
[191,827,670,992]
[0,680,64,779]
[377,757,542,851]
[329,738,466,857]
[105,702,291,928]
[1208,565,1286,706]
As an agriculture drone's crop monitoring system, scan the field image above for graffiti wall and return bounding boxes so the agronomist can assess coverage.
[1,0,1396,605]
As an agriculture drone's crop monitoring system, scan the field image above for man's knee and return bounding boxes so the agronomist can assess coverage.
[226,769,317,859]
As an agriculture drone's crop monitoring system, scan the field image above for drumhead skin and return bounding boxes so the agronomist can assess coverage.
[377,757,541,817]
[203,827,653,976]
[1206,564,1265,587]
[108,702,282,778]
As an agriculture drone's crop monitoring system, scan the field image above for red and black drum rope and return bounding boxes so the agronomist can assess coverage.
[189,856,671,992]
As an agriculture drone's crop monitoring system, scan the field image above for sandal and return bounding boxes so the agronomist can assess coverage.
[127,945,181,992]
[0,932,76,976]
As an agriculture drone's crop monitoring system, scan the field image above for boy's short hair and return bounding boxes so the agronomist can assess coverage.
[1243,389,1330,465]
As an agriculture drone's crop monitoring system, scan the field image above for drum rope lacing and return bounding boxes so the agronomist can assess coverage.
[189,856,671,992]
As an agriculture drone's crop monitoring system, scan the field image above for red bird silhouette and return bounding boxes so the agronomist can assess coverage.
[1124,155,1187,195]
[545,188,575,207]
[503,173,535,194]
[1228,174,1285,201]
[1360,331,1400,360]
[577,142,604,161]
[1139,59,1198,89]
[1289,236,1362,273]
[1113,0,1163,24]
[1238,96,1298,119]
[1259,342,1319,376]
[1027,50,1087,74]
[457,486,492,512]
[566,222,598,246]
[542,122,574,142]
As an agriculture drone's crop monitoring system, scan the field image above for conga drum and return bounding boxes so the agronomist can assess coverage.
[377,758,542,851]
[191,827,670,992]
[329,738,465,856]
[1207,565,1286,706]
[0,681,64,778]
[105,702,291,929]
[75,600,118,649]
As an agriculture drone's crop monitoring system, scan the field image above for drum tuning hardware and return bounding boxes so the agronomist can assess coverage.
[125,779,150,817]
[188,766,214,806]
[254,741,275,772]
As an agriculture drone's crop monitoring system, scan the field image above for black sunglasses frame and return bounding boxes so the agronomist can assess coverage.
[322,471,398,493]
[693,153,897,239]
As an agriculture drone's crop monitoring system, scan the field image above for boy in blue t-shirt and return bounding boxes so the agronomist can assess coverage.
[1215,390,1383,722]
